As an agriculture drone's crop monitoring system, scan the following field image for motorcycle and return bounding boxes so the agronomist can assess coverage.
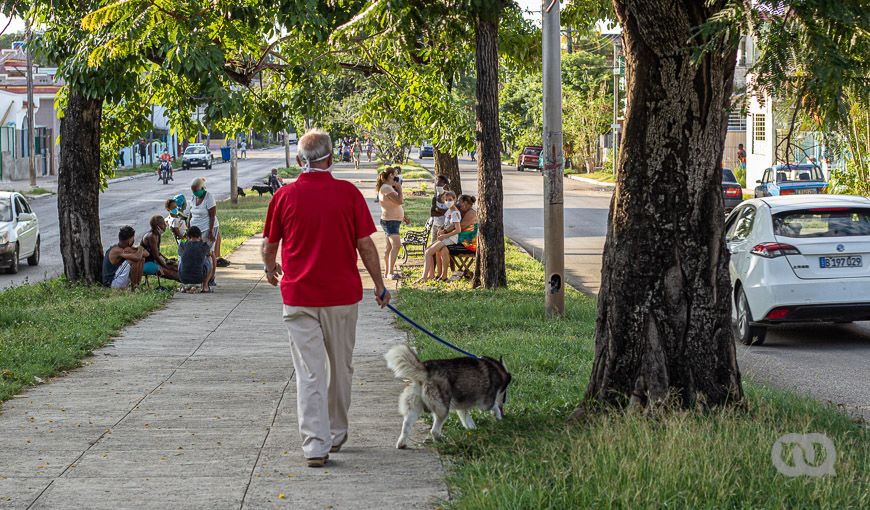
[159,161,172,185]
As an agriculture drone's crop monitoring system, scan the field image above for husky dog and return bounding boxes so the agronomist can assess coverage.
[385,344,512,449]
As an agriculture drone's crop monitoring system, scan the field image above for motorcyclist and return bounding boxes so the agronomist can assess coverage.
[157,149,174,182]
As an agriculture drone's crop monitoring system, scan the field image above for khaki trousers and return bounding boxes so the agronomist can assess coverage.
[283,303,359,458]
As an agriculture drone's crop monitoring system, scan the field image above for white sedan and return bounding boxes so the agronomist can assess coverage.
[726,195,870,345]
[0,191,40,274]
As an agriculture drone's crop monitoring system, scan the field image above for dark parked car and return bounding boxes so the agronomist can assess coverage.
[754,164,827,198]
[419,144,434,158]
[517,146,542,171]
[722,168,743,213]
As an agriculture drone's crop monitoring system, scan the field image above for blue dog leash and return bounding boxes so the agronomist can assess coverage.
[380,288,479,359]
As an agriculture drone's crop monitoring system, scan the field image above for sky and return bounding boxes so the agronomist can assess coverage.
[0,14,25,34]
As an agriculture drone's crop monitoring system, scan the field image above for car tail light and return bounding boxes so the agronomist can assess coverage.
[725,187,741,198]
[780,189,795,196]
[765,307,791,320]
[751,242,801,258]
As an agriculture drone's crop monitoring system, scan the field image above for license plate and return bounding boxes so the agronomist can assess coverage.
[819,255,863,268]
[797,189,818,195]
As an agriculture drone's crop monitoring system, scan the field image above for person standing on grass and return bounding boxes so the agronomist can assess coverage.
[261,128,390,468]
[102,226,148,289]
[189,177,230,269]
[429,175,450,245]
[377,167,410,280]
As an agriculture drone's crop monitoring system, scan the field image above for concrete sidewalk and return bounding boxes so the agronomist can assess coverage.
[0,235,446,509]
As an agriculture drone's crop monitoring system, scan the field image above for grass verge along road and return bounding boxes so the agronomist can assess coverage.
[397,198,869,509]
[0,193,273,405]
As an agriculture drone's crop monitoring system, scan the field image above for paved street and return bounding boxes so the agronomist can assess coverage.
[0,147,289,290]
[415,156,870,422]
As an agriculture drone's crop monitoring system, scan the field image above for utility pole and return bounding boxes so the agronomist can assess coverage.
[229,137,238,204]
[25,18,37,187]
[565,26,574,54]
[611,37,622,173]
[283,129,291,168]
[542,0,564,317]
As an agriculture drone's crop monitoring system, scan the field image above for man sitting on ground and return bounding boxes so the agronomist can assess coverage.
[268,168,284,194]
[142,215,179,280]
[102,226,148,289]
[178,226,216,293]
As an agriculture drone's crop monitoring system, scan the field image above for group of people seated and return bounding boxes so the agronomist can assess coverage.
[418,175,478,283]
[101,177,228,293]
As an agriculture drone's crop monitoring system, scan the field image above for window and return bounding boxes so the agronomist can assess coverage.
[754,114,766,142]
[14,196,30,217]
[726,206,756,242]
[773,208,870,238]
[0,199,11,222]
[727,110,746,131]
[762,169,771,183]
[771,166,824,183]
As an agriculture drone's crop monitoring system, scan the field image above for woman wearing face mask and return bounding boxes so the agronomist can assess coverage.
[377,167,410,280]
[141,215,179,280]
[429,176,450,245]
[417,191,460,283]
[189,177,229,271]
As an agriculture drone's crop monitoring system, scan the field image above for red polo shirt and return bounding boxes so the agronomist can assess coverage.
[263,171,376,307]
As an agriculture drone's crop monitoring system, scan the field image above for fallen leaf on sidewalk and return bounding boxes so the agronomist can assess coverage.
[278,493,286,500]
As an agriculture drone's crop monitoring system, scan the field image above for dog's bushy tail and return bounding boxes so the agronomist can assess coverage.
[385,344,426,382]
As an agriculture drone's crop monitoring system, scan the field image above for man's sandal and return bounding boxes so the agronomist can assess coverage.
[306,454,329,468]
[330,436,347,453]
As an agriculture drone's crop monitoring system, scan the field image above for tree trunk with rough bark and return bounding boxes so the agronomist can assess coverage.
[434,148,462,195]
[580,0,743,411]
[57,92,104,284]
[472,6,507,289]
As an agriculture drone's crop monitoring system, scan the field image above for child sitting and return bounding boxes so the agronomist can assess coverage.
[177,226,215,293]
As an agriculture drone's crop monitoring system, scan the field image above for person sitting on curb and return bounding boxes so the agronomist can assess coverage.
[165,197,188,241]
[177,226,216,293]
[141,215,179,281]
[102,226,148,289]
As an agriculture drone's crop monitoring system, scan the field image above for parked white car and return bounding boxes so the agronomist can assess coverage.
[726,195,870,345]
[181,144,214,170]
[0,191,40,274]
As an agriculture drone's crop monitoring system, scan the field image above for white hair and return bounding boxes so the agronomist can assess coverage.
[191,176,206,189]
[297,128,333,162]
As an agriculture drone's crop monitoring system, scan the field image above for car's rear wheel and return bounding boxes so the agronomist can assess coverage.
[734,286,767,345]
[27,236,40,266]
[7,243,19,274]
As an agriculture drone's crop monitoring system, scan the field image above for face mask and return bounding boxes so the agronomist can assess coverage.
[300,152,332,172]
[193,189,206,198]
[437,202,449,210]
[435,186,445,194]
[446,201,455,208]
[170,208,178,215]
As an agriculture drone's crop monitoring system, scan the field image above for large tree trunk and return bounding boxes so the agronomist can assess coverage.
[472,6,507,289]
[581,1,743,410]
[433,148,462,195]
[58,92,104,284]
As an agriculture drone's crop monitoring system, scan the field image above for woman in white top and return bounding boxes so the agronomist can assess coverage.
[417,191,459,283]
[377,167,409,280]
[189,177,228,267]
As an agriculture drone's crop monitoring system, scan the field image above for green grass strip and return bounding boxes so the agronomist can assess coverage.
[396,218,870,508]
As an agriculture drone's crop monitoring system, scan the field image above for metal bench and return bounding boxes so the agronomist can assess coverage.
[399,218,434,264]
[447,244,475,279]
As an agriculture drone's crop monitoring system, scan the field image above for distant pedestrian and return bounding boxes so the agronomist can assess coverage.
[352,138,362,170]
[240,140,247,159]
[262,128,390,468]
[138,139,148,164]
[366,139,373,162]
[470,148,476,161]
[118,149,125,168]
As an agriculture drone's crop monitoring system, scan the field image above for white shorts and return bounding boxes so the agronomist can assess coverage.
[442,235,458,245]
[111,261,132,289]
[432,216,446,228]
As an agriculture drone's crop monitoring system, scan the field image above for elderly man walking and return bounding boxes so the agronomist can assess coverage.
[262,128,391,467]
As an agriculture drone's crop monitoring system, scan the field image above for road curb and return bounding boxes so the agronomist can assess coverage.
[566,174,616,188]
